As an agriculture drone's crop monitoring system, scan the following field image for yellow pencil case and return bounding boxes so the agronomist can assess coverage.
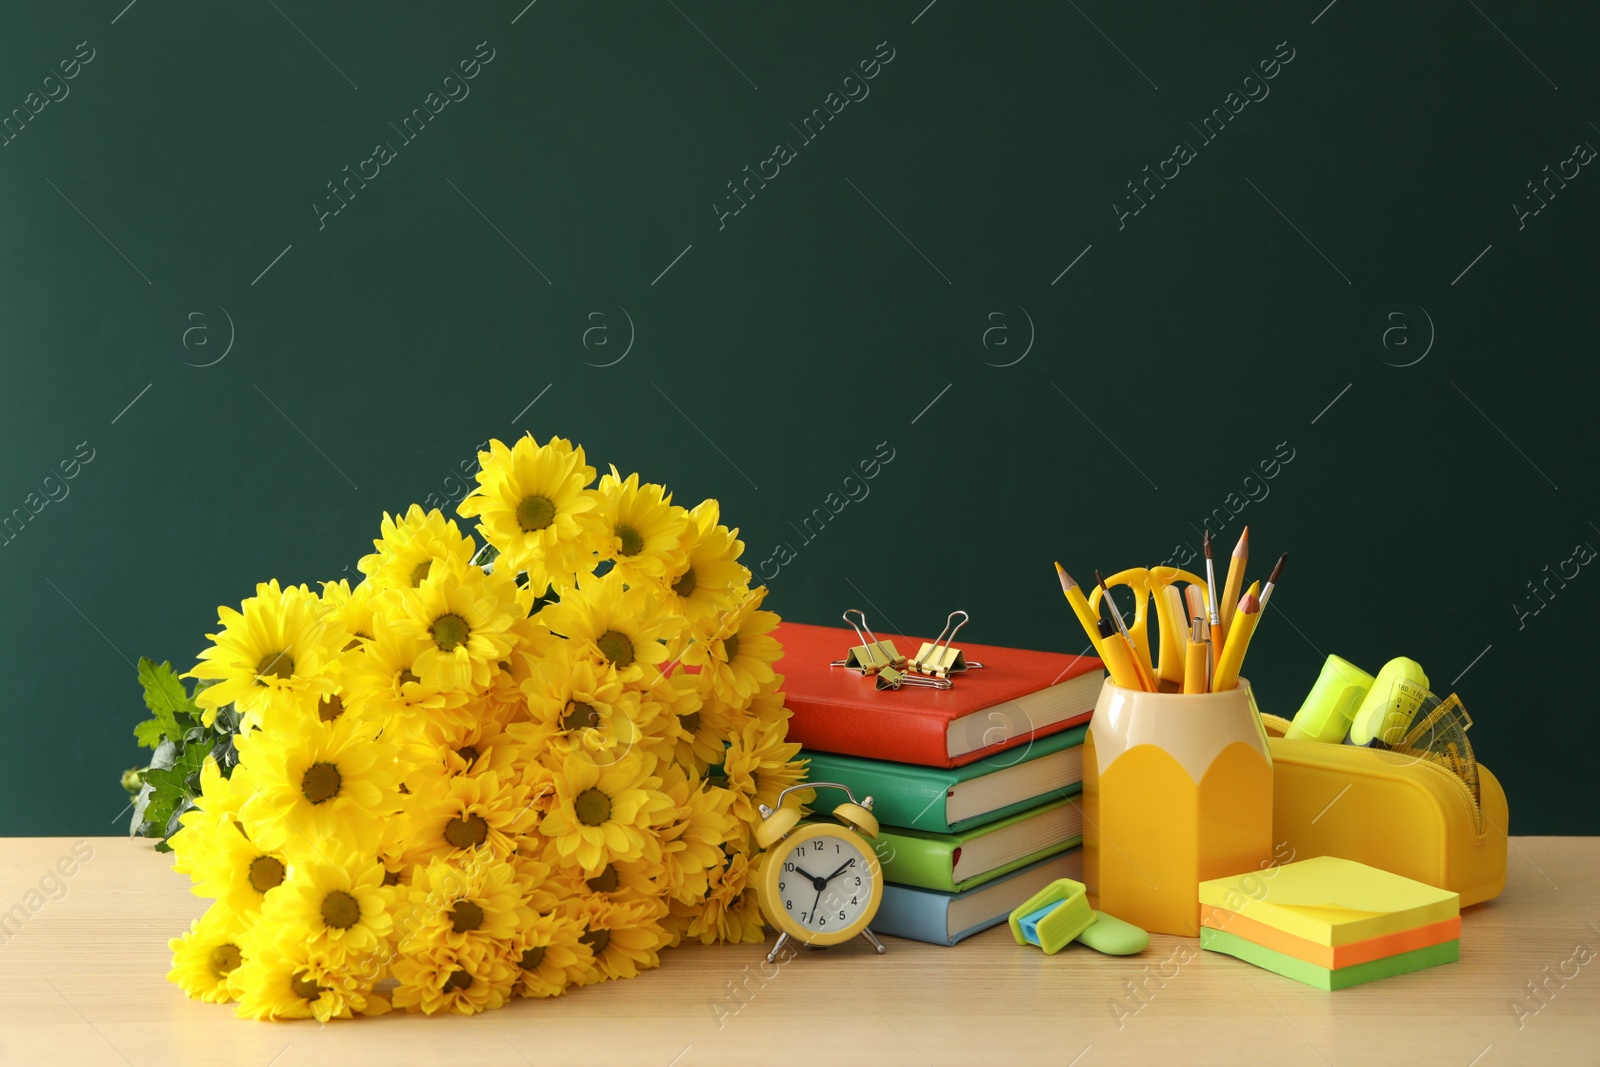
[1260,714,1507,907]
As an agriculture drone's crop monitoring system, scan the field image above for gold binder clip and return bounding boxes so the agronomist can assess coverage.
[875,665,953,691]
[910,611,986,679]
[830,609,906,675]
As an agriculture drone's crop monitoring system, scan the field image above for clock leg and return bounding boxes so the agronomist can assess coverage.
[765,932,791,964]
[860,927,887,955]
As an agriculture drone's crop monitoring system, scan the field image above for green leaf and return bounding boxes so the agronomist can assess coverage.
[133,657,201,749]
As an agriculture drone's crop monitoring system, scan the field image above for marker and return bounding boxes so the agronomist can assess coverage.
[1183,617,1209,695]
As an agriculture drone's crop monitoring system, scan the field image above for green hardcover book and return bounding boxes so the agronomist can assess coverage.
[869,796,1083,893]
[803,724,1087,834]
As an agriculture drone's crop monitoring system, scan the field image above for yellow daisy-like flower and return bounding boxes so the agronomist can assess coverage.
[392,940,517,1015]
[385,559,522,692]
[680,585,781,707]
[511,645,645,769]
[565,895,669,985]
[402,768,537,864]
[747,674,794,726]
[178,817,290,919]
[187,580,348,730]
[232,939,389,1022]
[260,844,394,959]
[403,854,531,952]
[319,578,382,651]
[236,713,399,854]
[540,751,674,875]
[456,434,605,595]
[681,850,766,945]
[402,708,520,797]
[357,504,477,592]
[539,569,682,686]
[665,499,751,627]
[635,670,706,769]
[168,905,248,1003]
[657,767,737,903]
[721,718,810,827]
[343,619,468,739]
[510,909,589,998]
[592,468,689,587]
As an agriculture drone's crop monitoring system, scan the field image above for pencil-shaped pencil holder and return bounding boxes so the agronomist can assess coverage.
[1083,679,1273,936]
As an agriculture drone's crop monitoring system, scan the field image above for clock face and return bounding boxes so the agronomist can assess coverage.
[774,832,876,936]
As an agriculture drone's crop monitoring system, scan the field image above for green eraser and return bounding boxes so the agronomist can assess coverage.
[1077,910,1149,955]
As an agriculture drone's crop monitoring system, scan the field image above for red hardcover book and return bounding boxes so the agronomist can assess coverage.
[774,621,1105,768]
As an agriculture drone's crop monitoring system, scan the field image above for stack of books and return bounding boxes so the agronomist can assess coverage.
[777,621,1104,946]
[1199,856,1462,989]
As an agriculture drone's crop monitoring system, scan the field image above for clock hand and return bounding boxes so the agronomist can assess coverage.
[822,858,856,884]
[792,866,822,884]
[809,884,824,923]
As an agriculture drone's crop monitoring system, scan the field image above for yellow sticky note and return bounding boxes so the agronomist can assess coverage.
[1197,856,1459,946]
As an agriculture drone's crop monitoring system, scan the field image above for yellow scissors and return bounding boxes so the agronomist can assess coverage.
[1087,566,1209,690]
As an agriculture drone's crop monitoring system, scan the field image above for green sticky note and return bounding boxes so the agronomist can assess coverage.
[1200,928,1459,989]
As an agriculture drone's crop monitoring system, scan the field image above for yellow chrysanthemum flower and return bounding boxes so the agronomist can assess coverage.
[178,817,289,919]
[232,939,390,1022]
[539,751,673,875]
[343,619,468,738]
[259,844,394,959]
[357,504,477,592]
[680,585,781,707]
[319,578,382,651]
[187,580,348,730]
[401,768,537,865]
[456,435,605,595]
[635,670,707,769]
[657,767,737,903]
[747,674,794,726]
[565,895,669,985]
[392,940,517,1015]
[403,854,531,953]
[721,718,811,826]
[384,559,522,692]
[169,758,254,887]
[511,645,645,769]
[402,708,520,797]
[665,499,751,627]
[236,713,399,854]
[539,569,682,686]
[510,909,589,999]
[592,468,689,587]
[681,850,766,944]
[168,905,248,1003]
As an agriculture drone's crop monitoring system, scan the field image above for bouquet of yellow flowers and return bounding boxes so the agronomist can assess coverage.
[141,433,807,1020]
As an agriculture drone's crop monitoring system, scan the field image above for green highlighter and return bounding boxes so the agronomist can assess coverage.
[1284,655,1374,744]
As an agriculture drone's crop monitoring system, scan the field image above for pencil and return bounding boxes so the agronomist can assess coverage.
[1097,618,1148,691]
[1218,526,1249,644]
[1096,570,1157,692]
[1212,581,1262,693]
[1258,552,1288,612]
[1054,563,1107,658]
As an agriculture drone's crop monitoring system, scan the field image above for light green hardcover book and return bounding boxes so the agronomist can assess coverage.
[870,796,1083,893]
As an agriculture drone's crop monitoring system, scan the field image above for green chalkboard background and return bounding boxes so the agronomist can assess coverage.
[3,1,1596,836]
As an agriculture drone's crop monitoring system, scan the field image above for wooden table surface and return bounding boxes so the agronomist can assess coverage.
[0,837,1595,1067]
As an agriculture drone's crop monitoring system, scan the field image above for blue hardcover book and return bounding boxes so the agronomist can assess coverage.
[869,849,1084,947]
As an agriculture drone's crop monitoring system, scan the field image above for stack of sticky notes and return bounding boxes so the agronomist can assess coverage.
[1197,856,1461,990]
